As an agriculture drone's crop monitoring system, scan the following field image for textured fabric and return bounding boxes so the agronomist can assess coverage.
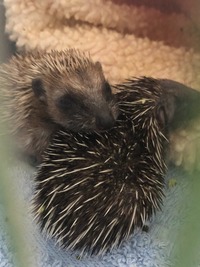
[0,159,195,267]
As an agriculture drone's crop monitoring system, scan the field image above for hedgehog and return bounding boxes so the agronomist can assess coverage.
[0,49,118,163]
[32,77,200,255]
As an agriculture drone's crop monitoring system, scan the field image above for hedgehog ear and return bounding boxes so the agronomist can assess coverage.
[32,78,46,103]
[95,61,103,71]
[156,98,176,128]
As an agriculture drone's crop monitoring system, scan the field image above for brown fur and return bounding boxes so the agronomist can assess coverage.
[0,49,118,163]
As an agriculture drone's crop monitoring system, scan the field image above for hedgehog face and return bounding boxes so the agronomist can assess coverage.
[54,87,118,132]
[31,63,118,132]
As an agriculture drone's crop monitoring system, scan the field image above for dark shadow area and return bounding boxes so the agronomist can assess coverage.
[113,0,181,14]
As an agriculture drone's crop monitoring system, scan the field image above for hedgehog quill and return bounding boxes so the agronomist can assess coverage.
[32,77,200,255]
[0,49,118,163]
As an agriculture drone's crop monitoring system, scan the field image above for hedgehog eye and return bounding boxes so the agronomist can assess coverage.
[57,93,89,113]
[57,94,76,111]
[103,82,113,102]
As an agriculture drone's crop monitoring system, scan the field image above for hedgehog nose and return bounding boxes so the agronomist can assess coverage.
[96,112,116,130]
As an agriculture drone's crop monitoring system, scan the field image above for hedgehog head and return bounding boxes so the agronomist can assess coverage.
[31,50,118,132]
[157,79,200,129]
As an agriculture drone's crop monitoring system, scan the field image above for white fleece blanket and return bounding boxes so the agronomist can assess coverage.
[1,1,200,266]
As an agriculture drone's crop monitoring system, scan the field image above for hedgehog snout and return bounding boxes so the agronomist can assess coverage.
[95,110,116,130]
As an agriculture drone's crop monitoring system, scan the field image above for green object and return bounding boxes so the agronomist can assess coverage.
[168,178,177,188]
[171,171,200,267]
[0,120,33,267]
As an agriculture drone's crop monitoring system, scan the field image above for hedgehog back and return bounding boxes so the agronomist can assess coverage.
[33,77,168,255]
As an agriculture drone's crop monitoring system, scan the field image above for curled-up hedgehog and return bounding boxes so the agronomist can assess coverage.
[0,49,118,163]
[32,77,200,255]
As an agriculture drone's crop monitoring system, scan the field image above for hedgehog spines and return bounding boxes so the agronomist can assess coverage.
[32,77,169,255]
